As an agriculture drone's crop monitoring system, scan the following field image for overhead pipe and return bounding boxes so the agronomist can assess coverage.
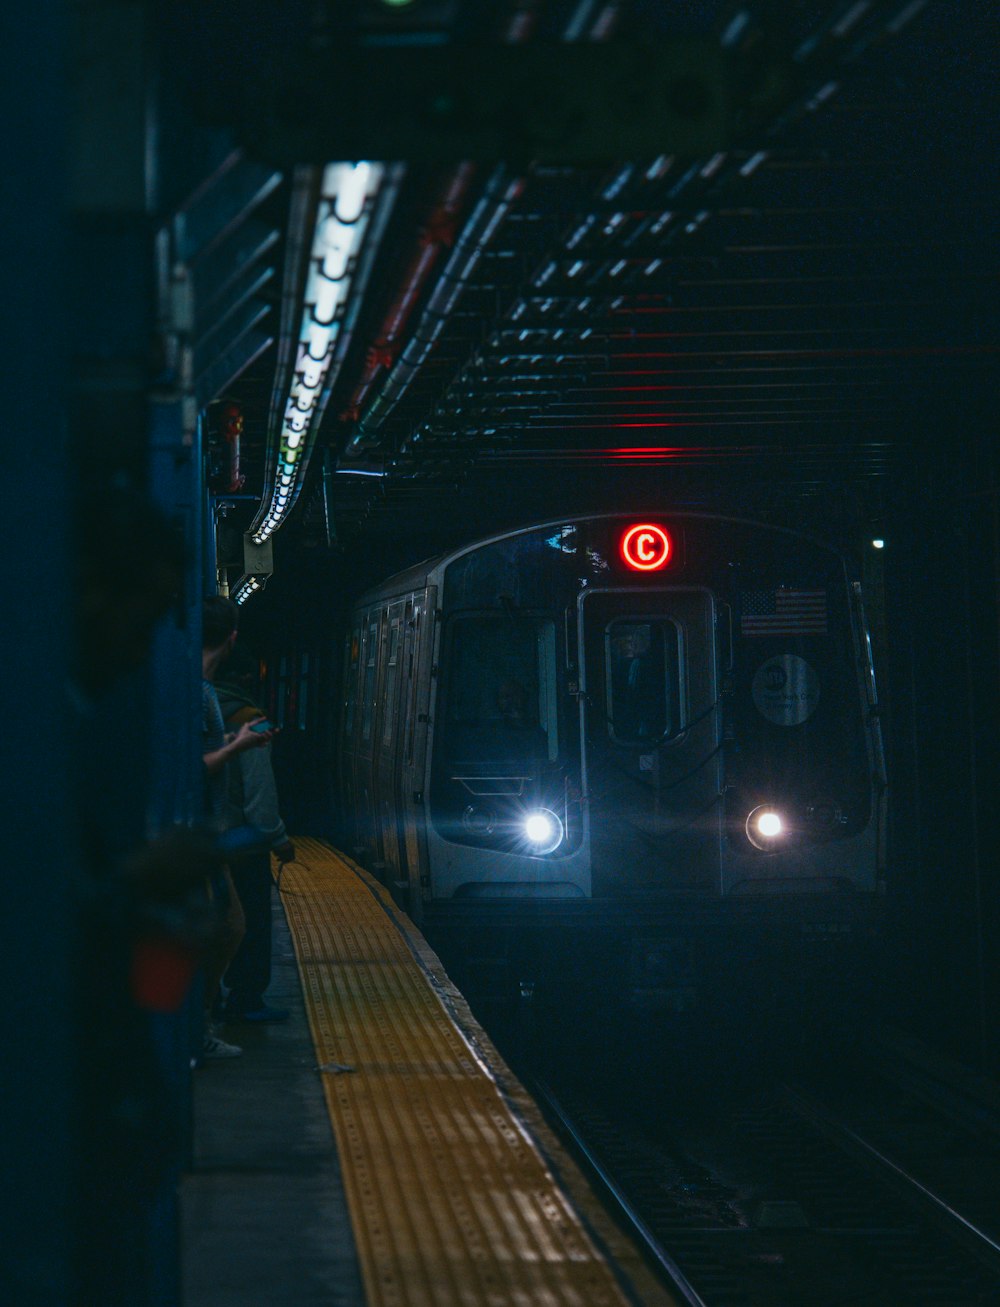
[340,162,477,424]
[388,1,631,449]
[341,0,547,458]
[345,164,525,452]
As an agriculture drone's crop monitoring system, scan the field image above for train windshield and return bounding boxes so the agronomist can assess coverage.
[605,619,679,744]
[440,613,559,766]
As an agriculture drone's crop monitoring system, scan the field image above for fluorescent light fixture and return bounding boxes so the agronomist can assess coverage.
[233,574,266,605]
[251,162,385,545]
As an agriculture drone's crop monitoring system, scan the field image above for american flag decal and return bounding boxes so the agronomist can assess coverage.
[740,589,827,637]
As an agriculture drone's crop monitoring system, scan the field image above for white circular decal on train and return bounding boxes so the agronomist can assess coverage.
[752,655,820,726]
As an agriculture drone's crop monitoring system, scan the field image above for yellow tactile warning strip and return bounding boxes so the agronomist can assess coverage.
[276,838,677,1307]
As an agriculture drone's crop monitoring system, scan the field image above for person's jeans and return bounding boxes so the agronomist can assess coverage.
[225,852,273,1007]
[205,865,245,1013]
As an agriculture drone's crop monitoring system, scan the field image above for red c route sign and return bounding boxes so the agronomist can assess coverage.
[620,523,672,572]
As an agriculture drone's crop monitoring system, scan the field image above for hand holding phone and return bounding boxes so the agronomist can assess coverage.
[250,718,275,734]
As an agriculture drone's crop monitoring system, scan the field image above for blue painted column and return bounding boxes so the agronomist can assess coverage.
[0,4,76,1304]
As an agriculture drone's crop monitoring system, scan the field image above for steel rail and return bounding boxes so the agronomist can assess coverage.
[779,1082,1000,1278]
[530,1078,710,1307]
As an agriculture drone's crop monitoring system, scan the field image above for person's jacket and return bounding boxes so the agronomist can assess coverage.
[215,685,289,850]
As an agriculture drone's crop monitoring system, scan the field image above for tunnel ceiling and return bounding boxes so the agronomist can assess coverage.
[190,1,996,579]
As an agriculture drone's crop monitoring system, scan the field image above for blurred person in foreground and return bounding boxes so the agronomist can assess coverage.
[200,594,274,1058]
[71,479,217,1300]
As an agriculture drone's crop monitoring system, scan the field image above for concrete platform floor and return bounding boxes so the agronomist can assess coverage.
[180,887,364,1306]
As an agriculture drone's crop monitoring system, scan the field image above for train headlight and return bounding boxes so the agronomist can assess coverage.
[523,808,564,855]
[746,805,786,851]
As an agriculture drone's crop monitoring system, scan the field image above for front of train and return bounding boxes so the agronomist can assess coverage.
[423,512,885,1019]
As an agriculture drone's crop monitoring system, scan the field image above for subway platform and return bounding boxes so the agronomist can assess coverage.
[180,838,675,1306]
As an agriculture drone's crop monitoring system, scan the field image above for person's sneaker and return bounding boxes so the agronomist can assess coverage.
[202,1030,243,1059]
[226,1001,290,1024]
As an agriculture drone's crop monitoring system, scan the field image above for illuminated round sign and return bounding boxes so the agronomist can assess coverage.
[752,655,820,726]
[620,523,672,572]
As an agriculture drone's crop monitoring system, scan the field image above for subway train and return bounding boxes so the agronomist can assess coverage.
[337,512,886,1005]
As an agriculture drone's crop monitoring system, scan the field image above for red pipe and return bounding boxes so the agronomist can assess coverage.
[340,163,477,423]
[221,400,246,493]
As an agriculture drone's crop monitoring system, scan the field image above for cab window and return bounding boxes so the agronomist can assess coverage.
[605,620,679,744]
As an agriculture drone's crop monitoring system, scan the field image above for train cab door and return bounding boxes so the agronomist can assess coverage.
[373,602,406,889]
[578,588,723,896]
[398,587,436,919]
[340,622,362,848]
[356,610,382,861]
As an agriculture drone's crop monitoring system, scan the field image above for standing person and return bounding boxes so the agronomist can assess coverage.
[201,595,272,1059]
[216,647,295,1022]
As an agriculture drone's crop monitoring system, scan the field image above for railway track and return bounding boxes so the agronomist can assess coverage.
[531,1037,1000,1306]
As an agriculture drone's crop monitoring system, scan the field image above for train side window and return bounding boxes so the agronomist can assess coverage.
[442,613,560,765]
[361,619,378,742]
[382,618,401,747]
[344,627,361,738]
[605,620,679,744]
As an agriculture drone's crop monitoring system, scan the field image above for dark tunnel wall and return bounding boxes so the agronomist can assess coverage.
[237,553,348,842]
[2,7,77,1302]
[882,409,1000,1070]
